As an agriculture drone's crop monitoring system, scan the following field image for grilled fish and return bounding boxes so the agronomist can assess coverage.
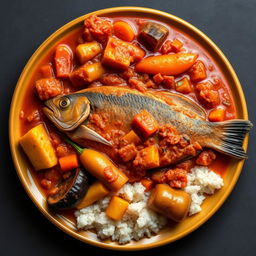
[43,86,252,159]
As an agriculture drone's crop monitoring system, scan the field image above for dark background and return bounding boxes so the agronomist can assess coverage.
[1,0,255,255]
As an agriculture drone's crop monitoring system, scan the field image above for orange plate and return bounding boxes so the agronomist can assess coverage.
[9,7,249,251]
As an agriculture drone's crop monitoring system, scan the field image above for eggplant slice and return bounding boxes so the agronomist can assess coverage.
[138,22,169,52]
[47,167,89,209]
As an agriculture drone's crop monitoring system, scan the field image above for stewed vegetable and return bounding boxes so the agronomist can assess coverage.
[18,13,249,239]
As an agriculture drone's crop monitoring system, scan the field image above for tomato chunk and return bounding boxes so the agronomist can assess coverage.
[188,60,207,82]
[132,110,159,138]
[54,44,73,78]
[102,37,145,70]
[35,78,63,100]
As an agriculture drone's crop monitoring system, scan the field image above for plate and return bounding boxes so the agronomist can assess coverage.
[9,7,249,250]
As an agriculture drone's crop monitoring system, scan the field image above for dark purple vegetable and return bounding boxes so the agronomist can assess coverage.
[138,22,169,51]
[47,167,89,209]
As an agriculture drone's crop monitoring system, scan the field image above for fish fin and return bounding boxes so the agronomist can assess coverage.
[153,91,206,120]
[67,125,112,147]
[210,119,253,159]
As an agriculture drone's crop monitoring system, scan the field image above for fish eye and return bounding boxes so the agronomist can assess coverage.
[59,97,70,109]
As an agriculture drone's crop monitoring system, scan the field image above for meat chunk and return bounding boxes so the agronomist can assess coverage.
[133,145,160,169]
[196,150,216,166]
[163,76,176,89]
[100,74,125,85]
[118,143,137,162]
[153,73,164,84]
[188,60,207,82]
[35,78,63,100]
[128,77,147,92]
[196,81,220,108]
[102,37,145,70]
[138,22,169,51]
[84,15,113,43]
[165,168,187,188]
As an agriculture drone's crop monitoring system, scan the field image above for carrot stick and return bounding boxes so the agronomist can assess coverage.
[113,21,135,42]
[59,154,79,172]
[135,53,198,75]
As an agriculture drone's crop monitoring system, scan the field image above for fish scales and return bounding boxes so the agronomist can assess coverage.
[43,86,252,159]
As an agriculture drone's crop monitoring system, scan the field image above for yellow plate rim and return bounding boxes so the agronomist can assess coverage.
[9,6,249,251]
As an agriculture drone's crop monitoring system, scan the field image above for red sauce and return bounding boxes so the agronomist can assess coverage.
[19,15,236,209]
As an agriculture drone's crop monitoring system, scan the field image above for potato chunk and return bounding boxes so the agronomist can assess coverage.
[76,41,101,64]
[76,181,109,209]
[70,62,106,87]
[20,124,57,170]
[106,196,129,221]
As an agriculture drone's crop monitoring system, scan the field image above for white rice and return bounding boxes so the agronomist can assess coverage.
[75,182,167,244]
[185,166,224,215]
[75,166,224,243]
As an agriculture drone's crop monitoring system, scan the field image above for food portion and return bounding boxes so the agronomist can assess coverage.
[19,14,252,244]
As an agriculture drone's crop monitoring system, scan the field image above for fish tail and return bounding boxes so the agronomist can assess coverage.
[210,119,253,159]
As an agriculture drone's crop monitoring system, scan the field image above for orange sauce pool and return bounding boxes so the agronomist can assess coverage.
[19,15,236,208]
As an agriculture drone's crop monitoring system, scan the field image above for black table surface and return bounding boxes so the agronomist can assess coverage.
[1,0,255,255]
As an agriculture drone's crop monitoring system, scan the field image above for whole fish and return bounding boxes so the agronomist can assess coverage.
[43,86,252,159]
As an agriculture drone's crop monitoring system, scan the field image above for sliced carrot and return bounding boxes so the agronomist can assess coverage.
[55,44,73,78]
[113,21,135,42]
[135,53,198,75]
[208,108,225,122]
[176,77,192,94]
[141,179,154,192]
[170,39,183,52]
[59,154,79,172]
[132,110,159,138]
[40,64,54,78]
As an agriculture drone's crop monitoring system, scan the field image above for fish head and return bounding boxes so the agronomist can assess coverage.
[43,94,90,131]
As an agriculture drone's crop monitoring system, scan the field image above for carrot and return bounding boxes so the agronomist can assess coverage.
[132,110,159,138]
[141,179,154,192]
[40,64,54,78]
[113,21,135,42]
[175,77,192,94]
[170,39,183,52]
[55,44,73,78]
[135,53,198,75]
[208,108,225,122]
[59,154,79,172]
